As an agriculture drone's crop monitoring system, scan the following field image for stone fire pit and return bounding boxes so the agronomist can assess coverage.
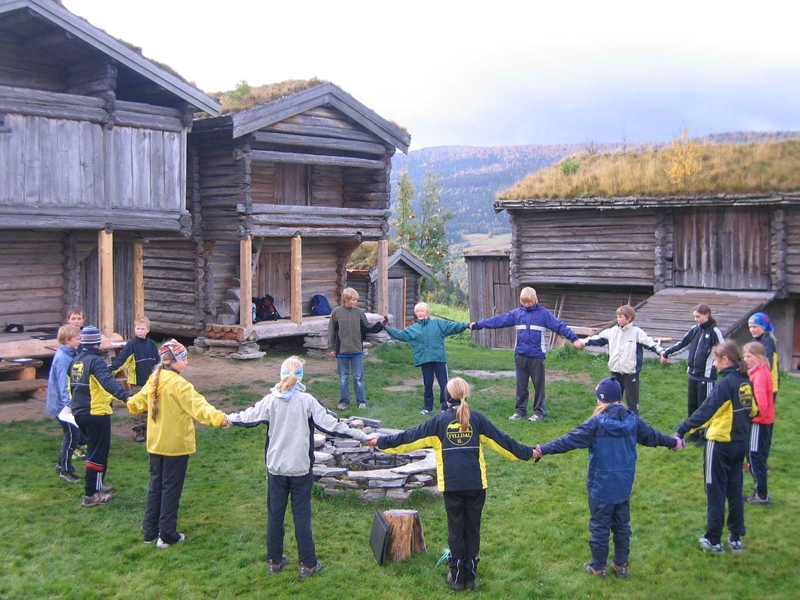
[312,417,439,501]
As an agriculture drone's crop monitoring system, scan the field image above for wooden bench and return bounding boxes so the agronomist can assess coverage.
[0,359,46,396]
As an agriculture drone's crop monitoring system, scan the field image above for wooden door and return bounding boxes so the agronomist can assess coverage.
[388,278,406,326]
[276,164,309,206]
[673,207,770,290]
[79,243,134,338]
[258,252,291,316]
[492,281,516,349]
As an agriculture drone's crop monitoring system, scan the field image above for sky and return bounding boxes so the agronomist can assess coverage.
[63,0,800,150]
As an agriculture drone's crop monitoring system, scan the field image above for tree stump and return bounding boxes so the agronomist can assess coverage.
[383,509,427,562]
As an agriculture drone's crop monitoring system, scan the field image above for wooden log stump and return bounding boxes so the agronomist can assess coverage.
[383,509,427,562]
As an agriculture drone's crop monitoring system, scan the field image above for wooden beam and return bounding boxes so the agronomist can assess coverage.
[239,236,253,328]
[291,235,303,325]
[243,149,385,170]
[377,239,389,316]
[240,203,390,219]
[252,131,387,155]
[133,241,144,319]
[98,229,114,336]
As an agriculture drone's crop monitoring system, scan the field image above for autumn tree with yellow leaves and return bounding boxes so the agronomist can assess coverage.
[665,127,702,188]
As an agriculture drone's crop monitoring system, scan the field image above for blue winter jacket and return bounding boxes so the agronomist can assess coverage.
[474,305,577,359]
[45,344,79,417]
[539,403,677,504]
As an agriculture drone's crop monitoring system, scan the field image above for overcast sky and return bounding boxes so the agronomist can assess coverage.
[64,0,800,150]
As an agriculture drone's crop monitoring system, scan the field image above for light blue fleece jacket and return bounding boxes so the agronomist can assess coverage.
[46,344,79,417]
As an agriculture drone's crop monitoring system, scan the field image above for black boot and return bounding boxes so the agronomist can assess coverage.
[465,557,480,590]
[446,558,465,591]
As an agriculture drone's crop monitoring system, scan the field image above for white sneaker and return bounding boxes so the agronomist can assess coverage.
[508,413,524,421]
[156,533,186,549]
[727,536,743,554]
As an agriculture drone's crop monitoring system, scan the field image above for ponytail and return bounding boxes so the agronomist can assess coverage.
[149,364,164,422]
[592,402,622,417]
[276,356,304,393]
[446,377,471,432]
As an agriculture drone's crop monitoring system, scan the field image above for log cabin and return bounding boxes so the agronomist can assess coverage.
[149,81,410,350]
[478,141,800,372]
[0,0,220,361]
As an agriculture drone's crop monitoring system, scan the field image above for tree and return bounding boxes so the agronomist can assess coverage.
[416,170,454,278]
[392,170,416,246]
[665,126,701,188]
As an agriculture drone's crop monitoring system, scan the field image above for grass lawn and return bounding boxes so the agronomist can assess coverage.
[1,340,798,599]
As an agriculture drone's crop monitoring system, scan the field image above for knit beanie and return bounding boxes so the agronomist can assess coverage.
[748,312,774,333]
[159,339,187,364]
[80,325,102,347]
[595,376,622,403]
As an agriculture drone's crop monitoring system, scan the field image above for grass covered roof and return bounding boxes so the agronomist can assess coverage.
[211,78,328,115]
[497,139,800,203]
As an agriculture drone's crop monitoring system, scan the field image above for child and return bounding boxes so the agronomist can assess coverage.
[112,316,160,443]
[535,377,680,579]
[385,302,469,415]
[742,342,774,506]
[327,287,385,410]
[575,305,665,415]
[367,377,534,591]
[674,341,758,553]
[748,313,779,402]
[471,286,580,421]
[45,324,82,483]
[226,357,368,579]
[126,339,229,548]
[66,306,86,330]
[68,326,131,508]
[661,304,725,418]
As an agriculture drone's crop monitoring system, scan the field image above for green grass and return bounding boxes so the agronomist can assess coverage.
[2,344,798,599]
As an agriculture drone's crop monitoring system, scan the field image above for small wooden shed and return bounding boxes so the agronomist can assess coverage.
[348,247,433,327]
[0,0,219,357]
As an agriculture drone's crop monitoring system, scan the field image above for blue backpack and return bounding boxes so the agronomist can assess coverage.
[310,294,332,316]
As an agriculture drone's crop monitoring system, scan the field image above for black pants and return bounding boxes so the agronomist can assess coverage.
[515,355,546,417]
[144,454,190,544]
[420,362,449,411]
[75,414,111,496]
[267,471,317,567]
[588,497,631,569]
[612,372,640,415]
[444,489,486,576]
[703,439,747,544]
[749,423,773,498]
[688,378,714,418]
[57,417,80,475]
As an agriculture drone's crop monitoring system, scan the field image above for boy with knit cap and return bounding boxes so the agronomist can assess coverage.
[535,377,682,579]
[127,339,229,548]
[68,326,131,507]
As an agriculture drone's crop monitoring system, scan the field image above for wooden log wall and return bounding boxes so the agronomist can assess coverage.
[534,285,651,328]
[0,230,65,328]
[194,133,249,240]
[467,254,517,349]
[207,240,241,322]
[509,209,658,288]
[784,207,800,296]
[771,208,788,298]
[0,41,66,92]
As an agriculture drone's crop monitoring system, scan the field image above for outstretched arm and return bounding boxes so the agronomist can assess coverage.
[539,419,596,456]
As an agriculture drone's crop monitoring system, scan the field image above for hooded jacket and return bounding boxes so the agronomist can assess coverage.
[227,382,366,477]
[127,368,226,456]
[68,346,130,417]
[328,305,385,355]
[111,336,160,387]
[376,402,532,492]
[753,333,779,393]
[539,403,677,504]
[662,319,724,381]
[748,362,774,426]
[46,344,79,417]
[585,323,664,374]
[676,366,758,443]
[474,305,577,359]
[385,318,469,366]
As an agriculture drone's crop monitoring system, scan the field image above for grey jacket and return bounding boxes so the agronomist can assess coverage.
[327,305,384,355]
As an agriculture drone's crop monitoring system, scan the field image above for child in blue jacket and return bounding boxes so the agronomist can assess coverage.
[45,324,82,483]
[535,377,682,579]
[472,287,579,421]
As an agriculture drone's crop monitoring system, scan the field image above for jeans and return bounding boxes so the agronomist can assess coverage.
[144,454,189,544]
[267,471,317,567]
[421,361,449,411]
[337,354,366,405]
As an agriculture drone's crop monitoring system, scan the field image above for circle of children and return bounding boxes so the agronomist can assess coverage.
[45,286,778,589]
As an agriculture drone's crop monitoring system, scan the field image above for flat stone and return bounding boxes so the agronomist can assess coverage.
[358,489,386,500]
[312,466,346,477]
[313,434,327,448]
[322,444,336,454]
[386,488,414,501]
[358,417,383,428]
[323,488,344,497]
[314,451,333,464]
[410,474,433,483]
[346,468,398,480]
[390,451,438,475]
[362,427,374,434]
[348,419,364,429]
[367,476,407,488]
[333,439,362,448]
[417,485,442,496]
[333,446,371,455]
[319,477,359,489]
[231,351,266,360]
[216,314,238,326]
[405,481,425,488]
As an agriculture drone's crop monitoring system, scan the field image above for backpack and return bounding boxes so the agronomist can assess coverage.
[254,294,280,322]
[309,294,332,316]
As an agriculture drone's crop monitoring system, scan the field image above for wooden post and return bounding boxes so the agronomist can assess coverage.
[239,235,253,328]
[377,239,389,317]
[98,229,114,337]
[383,509,427,562]
[291,235,302,325]
[133,241,145,319]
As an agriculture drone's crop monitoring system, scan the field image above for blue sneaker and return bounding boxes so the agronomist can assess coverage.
[698,537,724,553]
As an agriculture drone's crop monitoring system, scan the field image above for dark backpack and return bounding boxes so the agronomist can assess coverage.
[309,294,332,316]
[254,294,280,322]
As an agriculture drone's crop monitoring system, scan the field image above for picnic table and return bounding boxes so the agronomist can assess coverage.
[0,358,46,395]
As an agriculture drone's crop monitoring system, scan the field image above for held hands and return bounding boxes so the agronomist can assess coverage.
[671,435,684,451]
[469,322,476,330]
[221,416,231,429]
[660,354,668,365]
[365,436,379,448]
[533,445,543,462]
[329,350,336,357]
[572,339,583,349]
[382,315,389,327]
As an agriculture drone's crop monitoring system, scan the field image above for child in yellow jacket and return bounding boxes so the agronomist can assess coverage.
[127,339,229,548]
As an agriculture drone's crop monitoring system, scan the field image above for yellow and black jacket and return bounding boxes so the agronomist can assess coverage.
[110,336,159,386]
[69,347,131,417]
[376,402,533,492]
[676,366,758,443]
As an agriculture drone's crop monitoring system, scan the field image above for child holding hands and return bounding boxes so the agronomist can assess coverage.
[368,377,534,591]
[742,341,775,505]
[45,324,82,483]
[535,377,681,579]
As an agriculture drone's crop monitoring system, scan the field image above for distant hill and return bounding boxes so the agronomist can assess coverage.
[390,131,800,241]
